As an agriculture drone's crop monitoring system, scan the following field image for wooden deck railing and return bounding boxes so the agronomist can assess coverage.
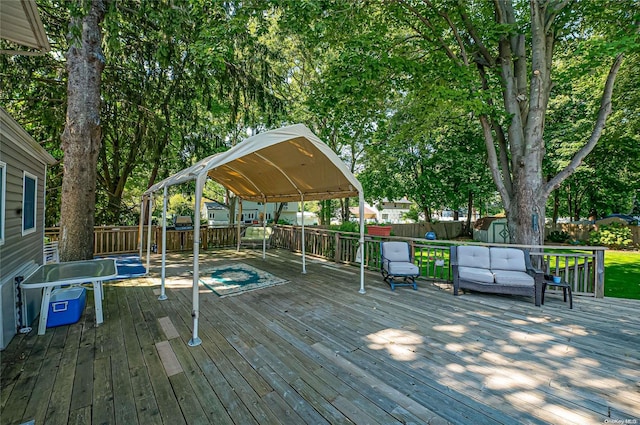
[271,226,606,298]
[45,224,607,297]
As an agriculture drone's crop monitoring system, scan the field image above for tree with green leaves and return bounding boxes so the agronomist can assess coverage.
[386,0,636,245]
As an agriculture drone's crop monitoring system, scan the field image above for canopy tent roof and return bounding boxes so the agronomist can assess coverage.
[141,124,366,347]
[144,124,361,202]
[0,0,51,53]
[350,205,377,219]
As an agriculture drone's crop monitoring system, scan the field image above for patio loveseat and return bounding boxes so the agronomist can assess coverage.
[450,245,543,306]
[240,226,273,248]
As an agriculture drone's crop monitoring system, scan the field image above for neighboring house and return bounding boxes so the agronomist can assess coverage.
[202,200,230,226]
[295,211,319,226]
[0,108,56,349]
[1,0,54,350]
[376,198,413,223]
[203,200,299,225]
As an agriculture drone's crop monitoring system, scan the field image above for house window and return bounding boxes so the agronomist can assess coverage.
[0,161,5,244]
[382,214,389,220]
[22,171,37,235]
[209,212,215,219]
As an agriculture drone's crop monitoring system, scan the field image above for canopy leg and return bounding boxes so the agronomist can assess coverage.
[359,191,366,294]
[159,186,168,300]
[146,196,153,274]
[262,199,267,259]
[189,174,206,347]
[301,196,306,274]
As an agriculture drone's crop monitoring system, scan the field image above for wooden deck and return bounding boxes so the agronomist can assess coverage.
[2,249,639,425]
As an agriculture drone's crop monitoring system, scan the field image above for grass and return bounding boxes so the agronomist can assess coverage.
[412,245,640,300]
[377,241,638,299]
[604,250,640,300]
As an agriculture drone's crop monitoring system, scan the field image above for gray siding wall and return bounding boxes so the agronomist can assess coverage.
[0,132,47,332]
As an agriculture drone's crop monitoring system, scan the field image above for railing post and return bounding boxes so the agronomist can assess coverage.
[334,232,341,263]
[595,249,605,298]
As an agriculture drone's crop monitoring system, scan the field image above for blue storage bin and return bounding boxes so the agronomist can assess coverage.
[46,287,86,328]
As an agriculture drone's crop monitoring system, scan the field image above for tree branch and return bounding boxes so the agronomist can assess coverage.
[480,115,511,211]
[392,0,461,65]
[457,3,494,67]
[543,54,624,198]
[477,64,513,194]
[545,0,571,33]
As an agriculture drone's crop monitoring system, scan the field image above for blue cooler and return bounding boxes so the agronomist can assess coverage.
[46,287,87,328]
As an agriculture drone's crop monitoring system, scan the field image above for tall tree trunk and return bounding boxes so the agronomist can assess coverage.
[272,202,286,224]
[59,0,108,261]
[484,1,622,246]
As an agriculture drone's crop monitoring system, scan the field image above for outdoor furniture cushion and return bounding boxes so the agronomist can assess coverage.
[450,245,543,306]
[458,266,495,283]
[490,247,527,271]
[241,226,273,248]
[381,242,420,291]
[493,270,534,286]
[242,226,272,240]
[457,245,491,269]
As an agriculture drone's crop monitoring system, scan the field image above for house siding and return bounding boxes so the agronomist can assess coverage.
[0,111,52,349]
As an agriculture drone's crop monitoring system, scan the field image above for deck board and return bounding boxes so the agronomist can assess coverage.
[2,248,639,425]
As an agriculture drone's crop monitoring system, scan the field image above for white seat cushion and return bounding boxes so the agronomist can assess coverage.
[387,262,419,276]
[382,242,411,262]
[490,247,526,271]
[457,246,491,269]
[458,266,494,283]
[493,270,534,286]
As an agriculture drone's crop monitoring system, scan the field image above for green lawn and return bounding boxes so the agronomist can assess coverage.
[411,246,640,300]
[604,250,640,300]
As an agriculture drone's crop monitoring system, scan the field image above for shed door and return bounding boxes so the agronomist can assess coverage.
[492,222,510,243]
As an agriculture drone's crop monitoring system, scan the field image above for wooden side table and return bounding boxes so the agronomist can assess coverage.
[543,278,573,309]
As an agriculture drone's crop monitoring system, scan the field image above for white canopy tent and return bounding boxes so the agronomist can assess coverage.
[141,124,366,346]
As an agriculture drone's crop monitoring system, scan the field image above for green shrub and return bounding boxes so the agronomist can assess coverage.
[589,223,633,249]
[329,221,360,233]
[547,230,570,243]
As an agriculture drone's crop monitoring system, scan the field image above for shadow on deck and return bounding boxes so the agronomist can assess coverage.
[2,249,639,424]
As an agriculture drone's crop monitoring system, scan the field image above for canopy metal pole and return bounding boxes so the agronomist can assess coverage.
[301,195,306,274]
[189,174,205,347]
[262,198,267,259]
[138,199,145,258]
[358,191,366,294]
[159,186,168,300]
[145,196,153,274]
[236,198,242,252]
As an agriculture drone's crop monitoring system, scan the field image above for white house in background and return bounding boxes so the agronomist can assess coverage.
[376,198,413,223]
[201,200,230,226]
[1,1,54,350]
[202,200,300,225]
[295,211,319,226]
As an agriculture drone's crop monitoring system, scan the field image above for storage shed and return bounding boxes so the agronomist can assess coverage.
[473,216,510,244]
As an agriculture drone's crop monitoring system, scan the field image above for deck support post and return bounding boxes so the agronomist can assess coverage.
[159,186,168,300]
[189,174,206,347]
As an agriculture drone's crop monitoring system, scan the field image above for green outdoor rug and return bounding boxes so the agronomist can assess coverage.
[199,262,288,297]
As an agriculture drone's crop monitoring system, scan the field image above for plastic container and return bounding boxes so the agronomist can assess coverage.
[46,287,86,328]
[552,276,562,284]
